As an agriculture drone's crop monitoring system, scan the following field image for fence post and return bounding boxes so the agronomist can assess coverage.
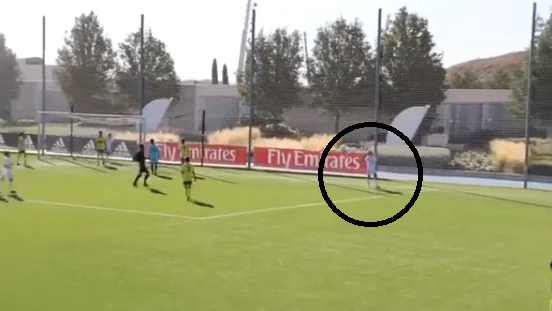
[138,14,145,145]
[201,110,206,166]
[246,4,257,170]
[70,106,74,158]
[40,15,46,156]
[523,2,537,189]
[373,8,382,169]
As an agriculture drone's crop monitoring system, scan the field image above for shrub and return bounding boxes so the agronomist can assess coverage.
[450,151,498,172]
[259,123,300,139]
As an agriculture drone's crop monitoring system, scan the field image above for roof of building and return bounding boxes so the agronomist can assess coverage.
[444,89,511,104]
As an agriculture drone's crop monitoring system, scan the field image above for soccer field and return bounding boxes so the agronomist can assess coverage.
[0,158,550,311]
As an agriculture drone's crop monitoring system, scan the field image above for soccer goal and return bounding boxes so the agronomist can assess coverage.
[36,111,147,161]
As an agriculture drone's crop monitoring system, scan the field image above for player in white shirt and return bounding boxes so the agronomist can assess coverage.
[1,152,15,194]
[366,150,378,189]
[106,133,114,161]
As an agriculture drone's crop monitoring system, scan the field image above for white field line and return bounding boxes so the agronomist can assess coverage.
[26,200,197,220]
[197,188,439,220]
[24,188,440,221]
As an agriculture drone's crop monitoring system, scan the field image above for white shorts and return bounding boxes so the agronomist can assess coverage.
[2,168,13,180]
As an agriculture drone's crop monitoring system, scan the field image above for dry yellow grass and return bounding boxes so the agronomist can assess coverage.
[208,126,337,151]
[113,126,338,151]
[489,139,526,172]
[114,131,180,142]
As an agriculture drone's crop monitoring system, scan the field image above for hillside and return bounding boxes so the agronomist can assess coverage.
[446,51,526,83]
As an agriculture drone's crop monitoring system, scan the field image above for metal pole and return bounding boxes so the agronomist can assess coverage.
[139,14,145,145]
[40,15,46,156]
[201,110,206,167]
[70,106,74,158]
[373,8,382,166]
[523,2,537,189]
[247,4,256,169]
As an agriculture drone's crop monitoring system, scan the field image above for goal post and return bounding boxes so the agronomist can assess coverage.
[36,111,146,161]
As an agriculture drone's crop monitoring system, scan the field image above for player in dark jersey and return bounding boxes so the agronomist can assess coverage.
[132,144,150,187]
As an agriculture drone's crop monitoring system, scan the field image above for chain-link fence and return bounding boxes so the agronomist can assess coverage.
[0,4,549,186]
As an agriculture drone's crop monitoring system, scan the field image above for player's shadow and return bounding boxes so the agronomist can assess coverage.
[446,189,552,209]
[272,172,380,195]
[39,159,56,166]
[155,174,173,180]
[24,164,35,170]
[0,196,8,203]
[109,162,125,167]
[104,165,118,171]
[149,188,167,196]
[198,174,236,184]
[377,187,404,195]
[9,193,24,202]
[191,199,214,208]
[57,158,107,174]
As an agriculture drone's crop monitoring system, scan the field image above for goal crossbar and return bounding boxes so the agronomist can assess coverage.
[36,110,146,160]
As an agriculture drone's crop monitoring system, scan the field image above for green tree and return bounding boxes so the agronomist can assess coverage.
[448,70,483,89]
[382,7,447,115]
[0,34,22,120]
[308,18,375,132]
[485,68,513,89]
[238,28,303,124]
[56,11,116,113]
[510,13,552,124]
[116,28,179,110]
[222,64,229,85]
[211,58,219,84]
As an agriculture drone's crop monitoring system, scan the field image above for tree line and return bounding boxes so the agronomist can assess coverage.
[2,8,552,127]
[239,7,447,131]
[0,11,231,117]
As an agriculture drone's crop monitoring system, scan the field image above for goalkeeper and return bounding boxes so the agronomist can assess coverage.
[181,157,196,202]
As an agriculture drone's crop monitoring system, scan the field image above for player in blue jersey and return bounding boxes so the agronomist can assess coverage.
[366,150,378,189]
[149,139,160,175]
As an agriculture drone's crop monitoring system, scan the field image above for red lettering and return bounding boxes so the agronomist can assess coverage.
[254,147,365,174]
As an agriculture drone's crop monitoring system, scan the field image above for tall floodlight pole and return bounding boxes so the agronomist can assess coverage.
[373,8,383,165]
[247,4,256,169]
[523,2,537,189]
[237,0,252,79]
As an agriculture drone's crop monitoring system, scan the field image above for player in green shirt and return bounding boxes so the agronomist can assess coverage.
[96,131,106,166]
[181,157,196,202]
[16,132,26,166]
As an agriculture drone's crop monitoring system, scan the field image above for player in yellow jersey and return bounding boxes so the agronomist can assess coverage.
[16,132,26,166]
[181,157,196,201]
[180,138,190,164]
[95,131,106,166]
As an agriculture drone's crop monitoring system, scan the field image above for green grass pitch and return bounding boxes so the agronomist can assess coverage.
[0,156,550,311]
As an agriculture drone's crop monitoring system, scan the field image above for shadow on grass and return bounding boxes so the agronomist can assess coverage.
[377,187,404,195]
[272,172,381,195]
[57,158,107,174]
[0,196,8,203]
[191,199,214,208]
[9,192,24,202]
[24,164,35,170]
[198,174,237,185]
[39,159,57,166]
[109,162,125,167]
[155,174,173,180]
[149,188,167,195]
[104,165,118,171]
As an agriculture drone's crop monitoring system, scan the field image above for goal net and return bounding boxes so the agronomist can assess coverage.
[36,111,146,161]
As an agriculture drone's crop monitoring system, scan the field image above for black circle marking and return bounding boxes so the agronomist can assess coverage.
[318,122,423,227]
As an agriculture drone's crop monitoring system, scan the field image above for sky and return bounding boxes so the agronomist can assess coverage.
[0,0,549,84]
